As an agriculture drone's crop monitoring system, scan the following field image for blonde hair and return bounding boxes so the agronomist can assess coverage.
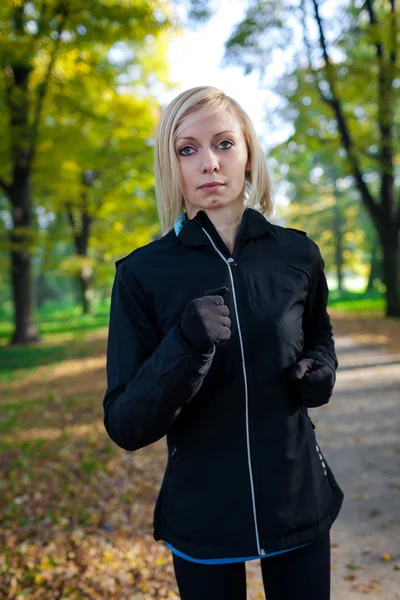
[154,86,273,233]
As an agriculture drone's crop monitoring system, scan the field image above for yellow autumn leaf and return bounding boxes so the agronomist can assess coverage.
[39,559,55,569]
[383,553,392,561]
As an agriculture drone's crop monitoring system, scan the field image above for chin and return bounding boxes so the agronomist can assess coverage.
[195,199,224,210]
[186,195,242,216]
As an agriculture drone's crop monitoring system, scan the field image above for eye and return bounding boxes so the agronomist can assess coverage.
[217,140,233,150]
[179,146,195,156]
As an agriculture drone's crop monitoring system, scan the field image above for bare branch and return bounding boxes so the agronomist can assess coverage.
[299,0,313,69]
[311,0,380,223]
[312,0,330,65]
[364,0,395,216]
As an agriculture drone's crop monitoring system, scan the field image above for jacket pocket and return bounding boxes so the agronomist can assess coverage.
[153,445,178,526]
[291,420,326,531]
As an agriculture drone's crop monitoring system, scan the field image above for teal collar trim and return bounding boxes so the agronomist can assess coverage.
[173,213,187,236]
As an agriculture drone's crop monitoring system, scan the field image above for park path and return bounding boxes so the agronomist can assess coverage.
[246,334,400,599]
[2,325,399,598]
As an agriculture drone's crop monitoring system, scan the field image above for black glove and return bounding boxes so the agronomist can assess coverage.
[288,358,335,408]
[180,287,231,353]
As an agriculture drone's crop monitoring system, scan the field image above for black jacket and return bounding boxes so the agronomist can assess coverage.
[103,207,344,559]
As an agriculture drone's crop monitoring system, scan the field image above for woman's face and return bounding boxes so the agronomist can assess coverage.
[174,108,250,218]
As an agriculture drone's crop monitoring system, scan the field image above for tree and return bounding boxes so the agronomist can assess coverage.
[0,0,171,343]
[225,0,400,315]
[271,143,371,292]
[33,40,166,314]
[267,61,380,292]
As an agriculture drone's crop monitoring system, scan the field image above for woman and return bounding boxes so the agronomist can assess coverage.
[103,86,344,600]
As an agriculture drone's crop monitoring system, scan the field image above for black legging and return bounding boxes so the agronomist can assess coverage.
[172,530,331,600]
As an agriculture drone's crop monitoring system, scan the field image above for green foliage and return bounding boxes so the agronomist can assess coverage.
[269,74,379,281]
[328,290,385,314]
[0,0,180,321]
[224,0,293,75]
[0,301,111,383]
[0,300,110,340]
[225,0,399,307]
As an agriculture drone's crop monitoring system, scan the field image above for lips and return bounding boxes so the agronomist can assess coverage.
[199,182,225,190]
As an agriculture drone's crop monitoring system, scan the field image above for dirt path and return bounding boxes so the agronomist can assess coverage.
[246,334,400,599]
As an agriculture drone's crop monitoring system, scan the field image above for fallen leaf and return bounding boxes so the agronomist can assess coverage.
[353,580,381,594]
[353,483,367,491]
[331,542,340,550]
[382,553,392,561]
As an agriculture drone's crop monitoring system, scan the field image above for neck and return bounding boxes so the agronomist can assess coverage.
[192,201,244,255]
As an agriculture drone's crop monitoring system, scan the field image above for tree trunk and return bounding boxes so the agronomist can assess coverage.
[365,240,381,293]
[9,173,40,344]
[379,226,400,317]
[78,265,94,314]
[332,185,344,293]
[310,0,400,316]
[10,247,40,344]
[3,4,67,344]
[66,190,94,315]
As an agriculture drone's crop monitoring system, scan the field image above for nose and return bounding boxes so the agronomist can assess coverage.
[201,148,220,174]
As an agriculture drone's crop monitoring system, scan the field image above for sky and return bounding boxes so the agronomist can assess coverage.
[162,0,290,148]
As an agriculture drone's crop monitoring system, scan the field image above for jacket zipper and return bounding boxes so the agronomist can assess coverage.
[201,228,265,556]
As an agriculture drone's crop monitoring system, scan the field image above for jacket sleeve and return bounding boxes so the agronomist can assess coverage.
[302,246,338,374]
[103,261,215,451]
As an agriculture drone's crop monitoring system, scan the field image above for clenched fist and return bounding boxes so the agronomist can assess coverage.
[288,357,335,408]
[180,287,231,353]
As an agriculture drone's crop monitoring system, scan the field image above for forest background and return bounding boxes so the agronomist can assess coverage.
[0,0,399,347]
[0,2,400,598]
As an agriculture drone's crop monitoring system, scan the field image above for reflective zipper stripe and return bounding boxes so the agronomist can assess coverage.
[201,228,262,556]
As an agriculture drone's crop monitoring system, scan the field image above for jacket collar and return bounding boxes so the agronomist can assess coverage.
[177,208,272,249]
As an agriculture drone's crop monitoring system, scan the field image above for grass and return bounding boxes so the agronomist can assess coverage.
[328,291,400,354]
[0,302,111,383]
[328,290,385,314]
[0,301,110,342]
[0,290,393,383]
